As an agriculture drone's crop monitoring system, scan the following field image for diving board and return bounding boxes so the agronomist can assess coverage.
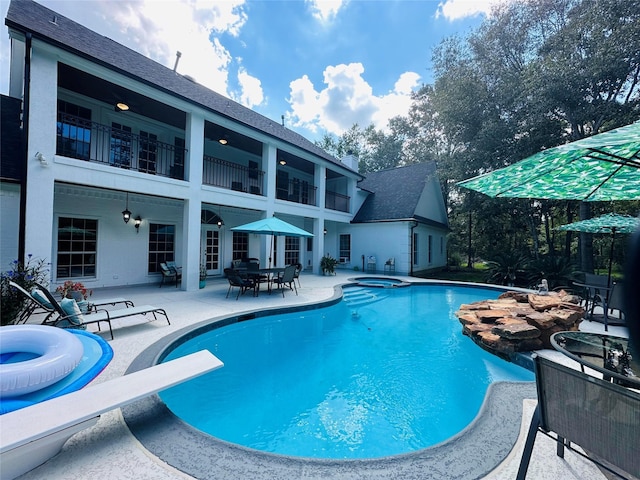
[0,350,223,480]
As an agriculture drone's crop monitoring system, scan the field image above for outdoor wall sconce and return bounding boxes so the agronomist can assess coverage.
[122,193,131,224]
[134,216,142,233]
[115,102,129,112]
[35,152,48,165]
[323,228,327,235]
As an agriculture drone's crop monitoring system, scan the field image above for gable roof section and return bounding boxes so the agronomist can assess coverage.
[353,162,447,228]
[5,0,355,174]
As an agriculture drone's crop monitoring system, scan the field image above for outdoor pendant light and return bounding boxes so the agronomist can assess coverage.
[122,193,131,223]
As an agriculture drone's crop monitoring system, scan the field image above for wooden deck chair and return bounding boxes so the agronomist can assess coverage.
[516,354,640,479]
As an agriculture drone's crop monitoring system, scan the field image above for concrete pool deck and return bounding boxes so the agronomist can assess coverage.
[12,272,626,480]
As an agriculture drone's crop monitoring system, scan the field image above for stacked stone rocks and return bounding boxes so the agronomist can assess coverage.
[455,290,584,359]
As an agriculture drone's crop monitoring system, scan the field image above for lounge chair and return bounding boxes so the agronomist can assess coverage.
[9,281,170,340]
[159,262,181,288]
[516,354,640,479]
[224,268,256,300]
[270,264,298,297]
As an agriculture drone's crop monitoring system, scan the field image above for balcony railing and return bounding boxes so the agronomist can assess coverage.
[56,113,186,179]
[202,155,264,195]
[325,191,350,212]
[276,179,317,206]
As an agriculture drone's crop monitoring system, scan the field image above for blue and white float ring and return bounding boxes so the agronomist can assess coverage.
[0,325,84,397]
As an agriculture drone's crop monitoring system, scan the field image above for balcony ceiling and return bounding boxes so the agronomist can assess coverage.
[59,63,186,129]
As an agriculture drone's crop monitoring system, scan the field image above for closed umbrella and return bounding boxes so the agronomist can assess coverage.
[231,217,313,268]
[458,121,640,201]
[557,213,640,288]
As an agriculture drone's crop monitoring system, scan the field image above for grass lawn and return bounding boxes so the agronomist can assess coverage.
[414,266,488,283]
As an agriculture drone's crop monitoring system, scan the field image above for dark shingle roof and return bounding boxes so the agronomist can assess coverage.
[5,0,355,173]
[353,162,446,227]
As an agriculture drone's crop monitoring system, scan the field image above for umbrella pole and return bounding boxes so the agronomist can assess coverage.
[606,230,616,293]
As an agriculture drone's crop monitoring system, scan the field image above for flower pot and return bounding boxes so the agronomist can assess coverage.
[199,279,206,289]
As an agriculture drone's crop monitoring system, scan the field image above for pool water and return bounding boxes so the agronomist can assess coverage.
[160,284,533,459]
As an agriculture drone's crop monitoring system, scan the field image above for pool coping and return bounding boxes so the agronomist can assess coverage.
[122,282,538,479]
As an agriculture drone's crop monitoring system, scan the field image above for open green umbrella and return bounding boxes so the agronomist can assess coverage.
[557,213,640,287]
[458,121,640,201]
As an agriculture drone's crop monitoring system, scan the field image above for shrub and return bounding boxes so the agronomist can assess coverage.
[1,255,49,326]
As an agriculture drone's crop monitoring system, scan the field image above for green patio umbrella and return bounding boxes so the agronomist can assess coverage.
[231,216,313,268]
[458,121,640,201]
[557,213,640,288]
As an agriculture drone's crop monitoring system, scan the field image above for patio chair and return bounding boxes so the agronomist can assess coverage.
[516,354,640,480]
[270,264,298,298]
[10,281,170,340]
[293,262,302,288]
[246,261,269,291]
[159,262,181,288]
[384,258,395,274]
[224,268,256,300]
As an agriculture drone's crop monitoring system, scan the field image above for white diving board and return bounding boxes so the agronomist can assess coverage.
[0,350,223,480]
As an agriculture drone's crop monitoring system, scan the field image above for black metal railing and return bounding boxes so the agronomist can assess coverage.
[276,178,317,206]
[325,191,350,212]
[202,155,264,195]
[56,113,186,180]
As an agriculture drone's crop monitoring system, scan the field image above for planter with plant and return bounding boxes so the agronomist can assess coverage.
[199,265,207,288]
[0,255,49,326]
[320,254,338,275]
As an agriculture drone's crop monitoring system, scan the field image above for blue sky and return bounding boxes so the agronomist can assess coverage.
[0,0,511,141]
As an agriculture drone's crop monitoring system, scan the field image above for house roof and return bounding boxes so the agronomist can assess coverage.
[353,162,448,228]
[5,0,356,175]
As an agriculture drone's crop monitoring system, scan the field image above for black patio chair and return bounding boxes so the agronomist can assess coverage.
[270,264,298,298]
[516,354,640,479]
[159,262,181,288]
[224,268,256,300]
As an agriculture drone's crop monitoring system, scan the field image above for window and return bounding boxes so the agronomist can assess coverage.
[285,237,300,265]
[339,234,351,263]
[413,232,419,265]
[148,224,175,273]
[428,235,433,264]
[57,100,91,160]
[139,130,158,174]
[232,232,248,260]
[56,217,97,279]
[110,122,132,167]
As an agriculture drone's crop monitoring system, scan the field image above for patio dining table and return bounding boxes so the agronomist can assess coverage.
[241,267,285,295]
[551,331,640,389]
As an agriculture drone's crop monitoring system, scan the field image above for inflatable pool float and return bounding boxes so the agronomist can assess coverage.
[0,326,113,414]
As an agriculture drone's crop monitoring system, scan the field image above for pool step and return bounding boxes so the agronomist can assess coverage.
[343,288,387,307]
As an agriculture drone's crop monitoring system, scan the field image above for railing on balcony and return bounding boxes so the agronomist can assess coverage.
[202,155,264,195]
[56,113,186,180]
[325,191,350,212]
[276,179,317,206]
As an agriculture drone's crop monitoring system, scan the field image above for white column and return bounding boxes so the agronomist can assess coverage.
[24,49,57,281]
[181,112,204,290]
[313,164,327,274]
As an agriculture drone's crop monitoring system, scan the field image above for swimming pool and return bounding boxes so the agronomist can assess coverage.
[158,283,533,460]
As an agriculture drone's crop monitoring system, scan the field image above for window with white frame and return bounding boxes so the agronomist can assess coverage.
[428,235,433,264]
[56,217,97,279]
[148,224,175,274]
[285,236,300,265]
[57,100,91,160]
[339,234,351,263]
[413,232,419,265]
[232,232,248,260]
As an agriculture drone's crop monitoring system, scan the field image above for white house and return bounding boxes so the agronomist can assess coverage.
[1,0,448,291]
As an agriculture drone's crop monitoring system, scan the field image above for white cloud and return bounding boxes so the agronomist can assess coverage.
[435,0,516,21]
[306,0,347,23]
[102,0,247,96]
[287,63,420,136]
[236,67,264,108]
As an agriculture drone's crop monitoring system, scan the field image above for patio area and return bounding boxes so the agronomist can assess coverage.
[12,271,627,480]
